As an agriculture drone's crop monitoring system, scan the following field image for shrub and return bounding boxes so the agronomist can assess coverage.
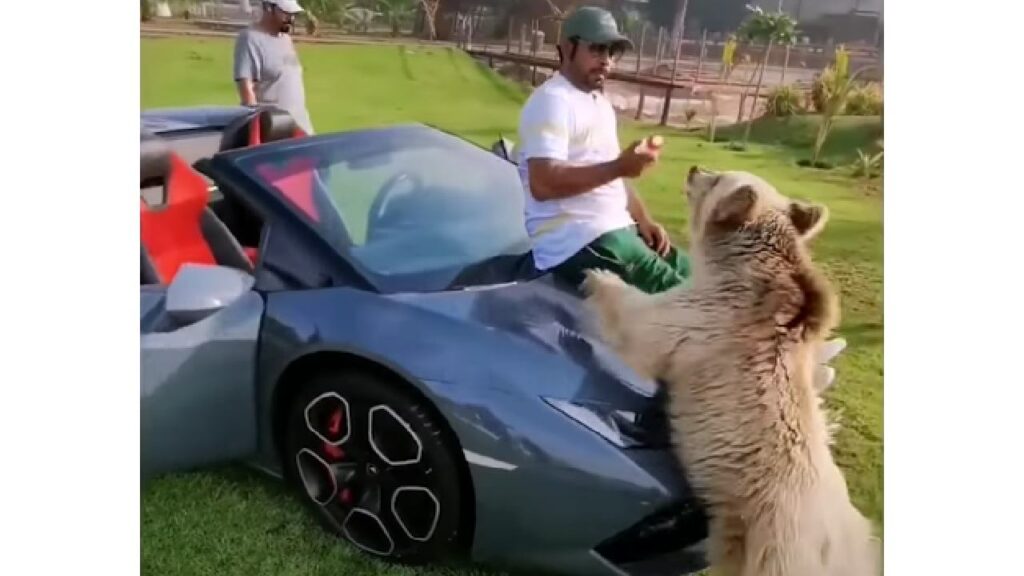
[850,148,883,179]
[811,67,842,114]
[835,44,850,80]
[722,36,738,78]
[765,85,803,117]
[846,83,884,116]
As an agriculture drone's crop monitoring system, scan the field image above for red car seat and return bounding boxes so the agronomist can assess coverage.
[219,107,320,222]
[140,133,254,284]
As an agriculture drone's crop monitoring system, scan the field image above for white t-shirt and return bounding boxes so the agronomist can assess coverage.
[516,73,634,270]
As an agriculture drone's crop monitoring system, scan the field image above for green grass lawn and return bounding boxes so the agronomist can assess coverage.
[141,37,883,576]
[715,114,883,166]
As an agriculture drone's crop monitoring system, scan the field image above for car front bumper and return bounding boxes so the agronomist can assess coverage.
[463,435,709,576]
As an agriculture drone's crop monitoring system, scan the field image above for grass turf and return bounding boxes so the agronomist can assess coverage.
[714,114,883,166]
[141,37,883,576]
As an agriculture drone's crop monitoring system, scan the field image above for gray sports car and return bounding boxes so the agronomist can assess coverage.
[140,105,709,576]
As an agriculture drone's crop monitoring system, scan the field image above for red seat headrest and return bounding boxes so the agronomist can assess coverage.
[141,132,172,188]
[219,107,306,151]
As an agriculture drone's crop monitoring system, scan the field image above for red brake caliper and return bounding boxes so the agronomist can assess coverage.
[322,408,352,504]
[340,488,354,505]
[323,408,346,460]
[327,408,343,436]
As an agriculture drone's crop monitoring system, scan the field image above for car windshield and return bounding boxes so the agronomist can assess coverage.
[233,125,533,291]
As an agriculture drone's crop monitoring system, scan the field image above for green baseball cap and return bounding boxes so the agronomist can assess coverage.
[562,6,634,50]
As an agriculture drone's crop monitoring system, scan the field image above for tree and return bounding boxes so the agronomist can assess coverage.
[539,0,583,44]
[672,0,689,40]
[418,0,441,40]
[735,5,797,149]
[303,0,346,25]
[302,1,382,32]
[343,6,380,33]
[378,0,414,36]
[810,65,876,165]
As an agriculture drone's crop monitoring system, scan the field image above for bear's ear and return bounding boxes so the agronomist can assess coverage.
[789,201,829,241]
[710,185,757,230]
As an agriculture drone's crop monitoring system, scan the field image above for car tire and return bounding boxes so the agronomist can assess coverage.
[282,368,467,564]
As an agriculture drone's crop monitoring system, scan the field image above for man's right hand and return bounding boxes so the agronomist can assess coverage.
[616,140,660,178]
[236,79,258,107]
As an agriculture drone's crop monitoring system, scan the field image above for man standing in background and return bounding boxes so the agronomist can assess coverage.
[233,0,315,134]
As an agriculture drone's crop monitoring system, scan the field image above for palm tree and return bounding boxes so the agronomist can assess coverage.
[302,0,346,25]
[343,6,380,33]
[378,0,414,37]
[810,65,877,165]
[736,5,797,148]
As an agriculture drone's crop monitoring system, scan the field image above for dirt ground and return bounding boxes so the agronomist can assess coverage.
[602,78,752,130]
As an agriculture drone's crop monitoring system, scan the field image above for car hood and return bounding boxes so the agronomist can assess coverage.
[388,275,661,409]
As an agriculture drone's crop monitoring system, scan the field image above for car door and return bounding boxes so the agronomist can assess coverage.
[140,264,264,481]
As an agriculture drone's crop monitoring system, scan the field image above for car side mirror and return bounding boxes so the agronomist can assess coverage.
[165,264,255,325]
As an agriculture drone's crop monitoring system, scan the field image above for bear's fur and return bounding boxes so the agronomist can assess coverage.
[582,167,879,576]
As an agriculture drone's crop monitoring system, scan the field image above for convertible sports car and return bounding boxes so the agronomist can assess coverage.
[140,105,709,576]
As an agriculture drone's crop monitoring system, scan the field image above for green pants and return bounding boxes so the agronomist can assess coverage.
[551,226,692,294]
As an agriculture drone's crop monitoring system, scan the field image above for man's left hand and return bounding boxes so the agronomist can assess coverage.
[638,219,671,257]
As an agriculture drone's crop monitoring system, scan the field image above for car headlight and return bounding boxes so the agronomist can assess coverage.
[543,397,667,449]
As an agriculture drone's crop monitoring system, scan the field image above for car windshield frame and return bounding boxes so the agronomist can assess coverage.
[216,124,533,293]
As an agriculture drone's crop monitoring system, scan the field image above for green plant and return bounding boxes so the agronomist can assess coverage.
[851,148,883,179]
[811,67,841,114]
[303,0,344,26]
[335,4,380,32]
[765,84,802,117]
[738,6,798,45]
[810,66,877,164]
[141,0,152,21]
[845,82,883,116]
[378,0,414,37]
[835,44,850,80]
[722,35,738,79]
[736,6,799,148]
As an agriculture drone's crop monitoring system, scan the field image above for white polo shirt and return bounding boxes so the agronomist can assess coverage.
[516,73,634,270]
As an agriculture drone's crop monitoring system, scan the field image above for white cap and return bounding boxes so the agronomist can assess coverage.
[266,0,303,14]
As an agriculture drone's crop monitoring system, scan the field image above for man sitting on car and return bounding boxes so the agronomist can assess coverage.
[514,6,846,389]
[516,6,687,295]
